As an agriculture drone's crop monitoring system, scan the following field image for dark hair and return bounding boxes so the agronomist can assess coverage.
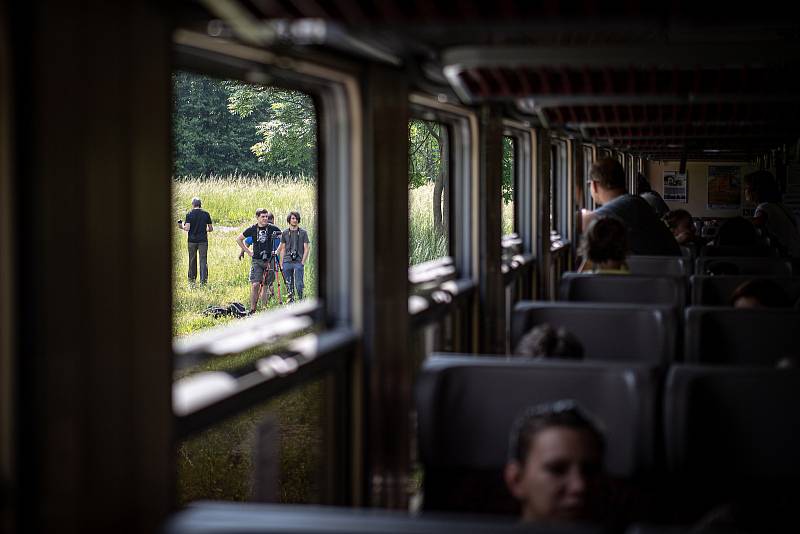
[716,217,758,247]
[580,217,629,264]
[745,170,782,204]
[287,211,301,223]
[508,400,605,464]
[663,209,693,231]
[515,324,584,360]
[266,212,274,222]
[191,197,201,208]
[589,158,627,191]
[255,208,269,217]
[636,173,652,193]
[731,279,792,308]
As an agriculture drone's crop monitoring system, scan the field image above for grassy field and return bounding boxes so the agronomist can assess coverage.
[174,176,514,505]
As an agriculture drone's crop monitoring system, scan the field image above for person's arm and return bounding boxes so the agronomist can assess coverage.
[581,209,596,232]
[206,214,213,233]
[236,233,253,257]
[302,241,310,265]
[276,242,285,264]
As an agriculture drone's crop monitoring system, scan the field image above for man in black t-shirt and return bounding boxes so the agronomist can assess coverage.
[236,208,282,313]
[179,197,214,284]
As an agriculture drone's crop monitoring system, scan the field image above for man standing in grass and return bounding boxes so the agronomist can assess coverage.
[179,197,213,285]
[277,211,310,302]
[237,209,281,314]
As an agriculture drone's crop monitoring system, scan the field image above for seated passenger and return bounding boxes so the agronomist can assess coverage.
[730,279,792,309]
[577,217,629,274]
[582,158,680,256]
[664,209,703,246]
[637,173,670,218]
[504,400,605,524]
[515,324,584,360]
[714,216,761,249]
[744,170,800,258]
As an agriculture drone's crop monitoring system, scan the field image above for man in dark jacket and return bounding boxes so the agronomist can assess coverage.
[179,197,214,284]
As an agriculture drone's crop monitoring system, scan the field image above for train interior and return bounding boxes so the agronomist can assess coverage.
[2,2,800,533]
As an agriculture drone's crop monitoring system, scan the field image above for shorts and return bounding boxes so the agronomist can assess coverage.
[249,258,275,285]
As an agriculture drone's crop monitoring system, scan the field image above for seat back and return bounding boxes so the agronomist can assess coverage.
[511,301,675,365]
[699,244,777,257]
[626,255,688,277]
[417,355,659,513]
[690,275,800,306]
[684,307,800,365]
[695,256,792,276]
[560,273,685,310]
[664,365,800,480]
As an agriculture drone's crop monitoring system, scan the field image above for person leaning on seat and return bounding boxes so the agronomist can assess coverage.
[504,400,606,525]
[577,216,630,274]
[179,197,213,285]
[582,158,680,256]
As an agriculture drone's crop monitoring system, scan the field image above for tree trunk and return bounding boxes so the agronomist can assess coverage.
[432,126,449,237]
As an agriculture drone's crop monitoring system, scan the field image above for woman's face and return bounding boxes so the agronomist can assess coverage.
[506,427,603,523]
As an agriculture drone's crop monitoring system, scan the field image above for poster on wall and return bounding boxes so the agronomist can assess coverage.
[707,166,741,209]
[662,171,687,202]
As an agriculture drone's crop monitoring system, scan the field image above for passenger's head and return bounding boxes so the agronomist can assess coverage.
[744,170,782,204]
[266,212,275,224]
[663,209,695,240]
[580,217,628,268]
[731,279,792,309]
[504,401,605,523]
[515,324,584,360]
[287,211,301,225]
[255,208,270,225]
[716,217,758,248]
[589,158,627,196]
[191,197,202,208]
[636,173,652,194]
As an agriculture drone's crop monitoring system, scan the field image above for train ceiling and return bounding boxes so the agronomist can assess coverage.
[189,0,800,160]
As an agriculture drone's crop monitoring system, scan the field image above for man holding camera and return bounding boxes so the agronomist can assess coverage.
[237,209,281,314]
[277,211,310,302]
[179,197,214,285]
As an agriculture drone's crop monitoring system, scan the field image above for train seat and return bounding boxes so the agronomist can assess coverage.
[699,244,778,258]
[663,365,800,525]
[684,307,800,365]
[511,301,676,365]
[626,255,689,277]
[695,256,792,276]
[560,273,686,310]
[163,501,591,534]
[416,355,659,514]
[690,275,800,306]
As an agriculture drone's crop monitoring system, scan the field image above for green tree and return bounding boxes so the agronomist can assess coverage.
[502,136,515,204]
[172,71,268,176]
[227,84,317,177]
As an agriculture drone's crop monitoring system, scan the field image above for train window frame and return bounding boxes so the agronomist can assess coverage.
[550,136,570,242]
[170,31,362,458]
[407,94,478,328]
[501,122,535,270]
[583,144,596,210]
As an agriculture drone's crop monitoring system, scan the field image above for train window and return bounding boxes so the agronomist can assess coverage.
[172,71,317,338]
[551,138,570,240]
[408,119,449,266]
[583,145,595,210]
[502,135,515,237]
[407,95,478,353]
[170,30,361,507]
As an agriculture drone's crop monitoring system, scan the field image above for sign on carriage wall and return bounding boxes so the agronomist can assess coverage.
[707,166,742,209]
[662,171,687,202]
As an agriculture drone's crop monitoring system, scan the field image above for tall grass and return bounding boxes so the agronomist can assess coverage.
[173,175,317,336]
[409,184,448,265]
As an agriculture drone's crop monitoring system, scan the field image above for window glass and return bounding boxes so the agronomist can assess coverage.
[502,136,516,236]
[178,378,327,504]
[172,71,318,336]
[408,119,449,266]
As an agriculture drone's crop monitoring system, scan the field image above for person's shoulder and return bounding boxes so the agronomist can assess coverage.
[243,223,256,234]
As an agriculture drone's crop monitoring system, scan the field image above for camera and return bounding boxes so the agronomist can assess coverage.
[290,251,299,262]
[177,219,183,226]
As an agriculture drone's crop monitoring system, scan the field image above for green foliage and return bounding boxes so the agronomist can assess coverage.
[227,85,317,177]
[409,183,448,265]
[502,136,515,204]
[408,120,443,189]
[172,71,316,179]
